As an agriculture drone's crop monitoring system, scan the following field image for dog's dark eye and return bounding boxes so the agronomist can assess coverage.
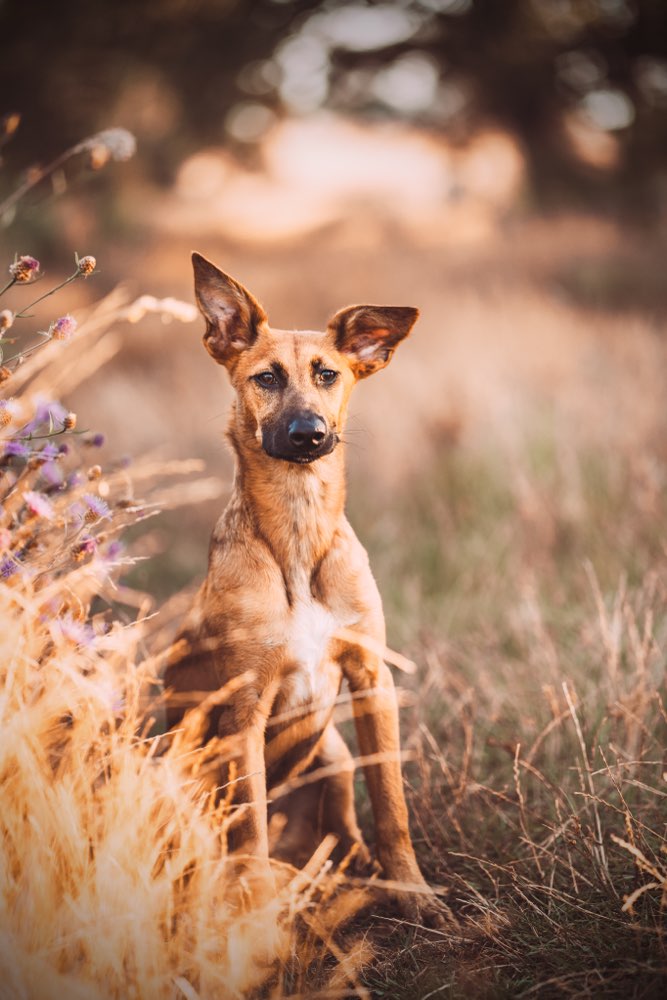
[318,369,338,386]
[254,371,278,388]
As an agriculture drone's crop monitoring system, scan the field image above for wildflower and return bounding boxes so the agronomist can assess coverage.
[83,493,110,522]
[87,464,102,480]
[50,614,95,647]
[0,367,11,384]
[84,432,105,448]
[50,314,77,341]
[72,536,97,561]
[76,255,96,276]
[23,400,68,434]
[105,540,124,561]
[85,128,136,170]
[58,442,70,455]
[0,310,14,333]
[3,440,30,458]
[39,443,59,461]
[9,255,40,282]
[23,490,54,520]
[41,462,63,487]
[63,411,77,430]
[0,556,17,579]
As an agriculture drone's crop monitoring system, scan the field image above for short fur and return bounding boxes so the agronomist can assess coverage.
[164,253,442,924]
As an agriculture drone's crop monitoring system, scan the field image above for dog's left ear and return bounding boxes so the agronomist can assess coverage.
[328,305,419,379]
[192,252,267,367]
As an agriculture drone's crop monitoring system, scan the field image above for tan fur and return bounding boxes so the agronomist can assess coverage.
[164,253,443,924]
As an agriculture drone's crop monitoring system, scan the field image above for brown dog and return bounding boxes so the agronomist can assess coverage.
[165,253,442,924]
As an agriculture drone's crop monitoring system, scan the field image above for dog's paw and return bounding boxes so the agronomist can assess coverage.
[339,837,377,877]
[398,888,450,930]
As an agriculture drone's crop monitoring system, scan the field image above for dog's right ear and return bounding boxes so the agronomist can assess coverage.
[192,252,267,367]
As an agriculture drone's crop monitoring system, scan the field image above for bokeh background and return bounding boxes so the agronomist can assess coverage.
[3,0,667,613]
[3,2,667,994]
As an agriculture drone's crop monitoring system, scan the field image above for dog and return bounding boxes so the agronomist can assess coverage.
[164,253,443,925]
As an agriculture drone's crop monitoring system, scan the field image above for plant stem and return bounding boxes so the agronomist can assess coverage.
[0,140,89,221]
[14,272,79,318]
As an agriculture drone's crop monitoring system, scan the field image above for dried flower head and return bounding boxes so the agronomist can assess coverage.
[0,310,14,333]
[63,412,77,431]
[77,255,96,276]
[9,255,40,283]
[0,367,11,384]
[0,402,11,428]
[87,464,102,481]
[50,315,77,341]
[84,127,136,166]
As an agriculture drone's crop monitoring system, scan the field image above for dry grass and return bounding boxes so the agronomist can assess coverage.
[0,288,372,1000]
[2,161,667,994]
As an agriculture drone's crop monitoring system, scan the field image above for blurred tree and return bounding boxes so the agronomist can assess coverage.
[1,0,666,213]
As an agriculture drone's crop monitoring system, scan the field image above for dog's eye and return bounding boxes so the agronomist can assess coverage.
[254,371,278,388]
[318,369,339,386]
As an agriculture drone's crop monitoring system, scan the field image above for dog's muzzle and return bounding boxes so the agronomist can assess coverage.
[262,410,336,464]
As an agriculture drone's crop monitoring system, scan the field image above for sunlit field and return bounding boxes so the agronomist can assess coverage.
[1,110,666,998]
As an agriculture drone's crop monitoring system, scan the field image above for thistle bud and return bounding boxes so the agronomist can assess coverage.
[77,255,96,276]
[63,412,77,430]
[9,255,40,282]
[50,315,77,341]
[0,310,14,333]
[87,464,102,480]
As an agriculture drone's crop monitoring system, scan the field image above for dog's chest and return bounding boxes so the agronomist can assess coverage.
[283,597,339,704]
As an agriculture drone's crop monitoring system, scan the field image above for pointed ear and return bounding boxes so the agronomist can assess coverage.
[192,252,267,367]
[328,304,419,379]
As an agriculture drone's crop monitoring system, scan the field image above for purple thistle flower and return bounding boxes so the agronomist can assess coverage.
[51,614,95,647]
[50,315,77,342]
[0,556,17,579]
[9,255,40,282]
[85,433,105,448]
[40,442,59,461]
[72,535,97,560]
[83,493,110,521]
[41,461,63,487]
[4,440,30,459]
[58,442,70,455]
[24,490,55,520]
[23,400,68,434]
[105,540,124,561]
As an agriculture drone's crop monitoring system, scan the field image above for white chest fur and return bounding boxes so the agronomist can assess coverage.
[286,598,338,696]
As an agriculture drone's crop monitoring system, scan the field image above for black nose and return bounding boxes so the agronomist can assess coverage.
[288,414,326,449]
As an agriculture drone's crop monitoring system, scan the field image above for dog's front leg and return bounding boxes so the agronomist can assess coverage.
[221,689,276,906]
[343,648,445,926]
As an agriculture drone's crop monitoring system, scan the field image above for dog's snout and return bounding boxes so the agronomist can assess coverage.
[288,414,326,449]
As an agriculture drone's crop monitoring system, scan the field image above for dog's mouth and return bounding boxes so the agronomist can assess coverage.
[264,435,338,465]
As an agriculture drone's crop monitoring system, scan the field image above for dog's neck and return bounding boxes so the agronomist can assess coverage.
[228,422,346,597]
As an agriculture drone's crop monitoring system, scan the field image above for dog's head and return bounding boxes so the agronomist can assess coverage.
[192,252,418,465]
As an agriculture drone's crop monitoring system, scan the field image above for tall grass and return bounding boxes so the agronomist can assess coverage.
[351,393,667,997]
[0,270,371,999]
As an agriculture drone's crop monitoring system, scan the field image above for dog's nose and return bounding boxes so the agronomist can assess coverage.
[288,414,326,449]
